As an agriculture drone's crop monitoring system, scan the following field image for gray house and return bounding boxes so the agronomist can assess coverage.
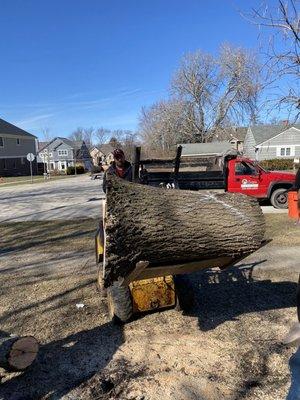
[0,118,37,177]
[38,137,93,172]
[243,124,300,161]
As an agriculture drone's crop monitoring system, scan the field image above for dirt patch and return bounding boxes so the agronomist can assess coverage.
[265,214,300,246]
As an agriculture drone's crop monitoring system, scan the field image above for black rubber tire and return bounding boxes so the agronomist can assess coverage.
[174,275,194,312]
[107,283,133,323]
[270,188,288,209]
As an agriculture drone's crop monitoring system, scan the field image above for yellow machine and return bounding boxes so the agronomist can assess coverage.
[95,223,177,320]
[95,208,233,323]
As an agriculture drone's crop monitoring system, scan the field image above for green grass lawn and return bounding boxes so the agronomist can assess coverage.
[0,174,82,187]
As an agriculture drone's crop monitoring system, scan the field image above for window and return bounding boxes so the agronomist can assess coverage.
[3,159,7,169]
[13,160,17,169]
[0,137,3,147]
[16,138,20,145]
[50,163,54,170]
[278,146,294,157]
[21,157,25,165]
[58,150,68,156]
[235,162,257,176]
[41,151,52,158]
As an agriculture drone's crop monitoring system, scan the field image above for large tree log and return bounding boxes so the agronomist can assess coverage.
[104,175,265,287]
[0,332,39,371]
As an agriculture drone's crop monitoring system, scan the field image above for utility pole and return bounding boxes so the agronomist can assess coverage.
[74,148,77,175]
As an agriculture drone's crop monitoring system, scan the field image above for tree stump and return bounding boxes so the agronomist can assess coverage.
[0,333,39,371]
[104,175,265,287]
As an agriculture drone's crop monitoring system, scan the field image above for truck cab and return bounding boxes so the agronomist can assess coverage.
[227,157,295,208]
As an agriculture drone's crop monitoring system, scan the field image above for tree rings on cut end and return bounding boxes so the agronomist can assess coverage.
[7,336,39,371]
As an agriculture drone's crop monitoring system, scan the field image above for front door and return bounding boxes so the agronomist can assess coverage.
[59,161,67,172]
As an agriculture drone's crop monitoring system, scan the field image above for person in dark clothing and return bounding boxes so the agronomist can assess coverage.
[295,167,300,225]
[102,149,132,193]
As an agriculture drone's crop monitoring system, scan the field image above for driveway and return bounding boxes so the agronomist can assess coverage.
[0,175,104,222]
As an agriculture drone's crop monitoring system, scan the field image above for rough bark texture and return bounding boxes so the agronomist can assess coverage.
[104,175,265,287]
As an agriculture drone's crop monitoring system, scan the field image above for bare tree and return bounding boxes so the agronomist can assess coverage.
[109,136,122,149]
[247,0,300,120]
[69,127,94,147]
[121,131,140,161]
[41,127,53,142]
[139,99,188,155]
[171,45,261,142]
[95,127,110,146]
[139,45,262,153]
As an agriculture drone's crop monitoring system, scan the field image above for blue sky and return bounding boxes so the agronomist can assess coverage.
[0,0,273,139]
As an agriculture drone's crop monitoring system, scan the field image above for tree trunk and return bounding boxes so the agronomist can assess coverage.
[104,175,265,287]
[0,333,39,371]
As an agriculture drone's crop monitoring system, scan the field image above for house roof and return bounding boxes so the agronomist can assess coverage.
[0,118,37,138]
[179,141,233,156]
[229,127,247,141]
[250,124,300,145]
[38,137,84,153]
[99,143,114,155]
[38,141,48,151]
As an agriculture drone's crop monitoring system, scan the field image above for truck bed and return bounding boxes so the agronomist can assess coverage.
[141,170,226,190]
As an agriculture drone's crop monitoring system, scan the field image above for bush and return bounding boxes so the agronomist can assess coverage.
[66,166,75,175]
[91,165,103,174]
[259,159,294,171]
[66,165,85,175]
[76,165,85,174]
[51,169,61,176]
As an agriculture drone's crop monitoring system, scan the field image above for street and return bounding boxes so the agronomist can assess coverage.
[0,175,104,222]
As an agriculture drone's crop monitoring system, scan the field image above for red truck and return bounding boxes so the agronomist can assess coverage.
[137,150,296,209]
[224,156,295,208]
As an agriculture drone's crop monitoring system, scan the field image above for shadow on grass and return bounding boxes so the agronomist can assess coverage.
[0,219,97,254]
[0,279,95,324]
[0,322,124,400]
[1,229,93,254]
[182,261,297,331]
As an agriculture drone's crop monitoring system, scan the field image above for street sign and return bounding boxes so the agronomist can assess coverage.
[26,153,35,183]
[26,153,35,162]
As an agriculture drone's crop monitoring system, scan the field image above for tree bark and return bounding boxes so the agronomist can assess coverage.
[104,175,265,287]
[0,333,39,371]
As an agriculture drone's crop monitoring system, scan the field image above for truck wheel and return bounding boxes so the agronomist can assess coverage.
[174,275,194,312]
[270,188,288,209]
[107,283,133,323]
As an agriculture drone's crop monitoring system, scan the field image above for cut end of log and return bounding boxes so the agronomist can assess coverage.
[8,336,39,371]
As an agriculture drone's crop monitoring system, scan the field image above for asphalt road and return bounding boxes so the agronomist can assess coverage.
[0,175,104,222]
